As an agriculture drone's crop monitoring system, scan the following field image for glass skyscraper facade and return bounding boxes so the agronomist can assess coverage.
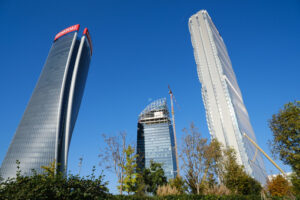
[189,10,267,184]
[137,98,178,180]
[0,25,92,180]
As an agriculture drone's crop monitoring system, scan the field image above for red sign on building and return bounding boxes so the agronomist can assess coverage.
[54,24,80,41]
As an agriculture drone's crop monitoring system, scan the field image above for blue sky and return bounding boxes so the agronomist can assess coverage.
[0,0,299,193]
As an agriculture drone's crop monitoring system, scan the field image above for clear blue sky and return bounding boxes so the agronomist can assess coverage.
[0,0,299,193]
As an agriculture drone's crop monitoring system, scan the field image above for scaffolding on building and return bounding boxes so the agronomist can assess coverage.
[139,98,170,125]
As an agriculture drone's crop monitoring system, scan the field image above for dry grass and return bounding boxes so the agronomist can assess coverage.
[203,184,231,195]
[156,184,180,196]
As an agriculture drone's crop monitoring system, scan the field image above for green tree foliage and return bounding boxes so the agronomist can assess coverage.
[221,148,262,195]
[269,101,300,177]
[203,139,223,187]
[123,145,139,194]
[168,176,188,194]
[111,194,266,199]
[291,172,300,195]
[269,101,300,194]
[40,160,57,177]
[180,123,262,195]
[134,173,147,196]
[0,161,109,199]
[142,160,167,195]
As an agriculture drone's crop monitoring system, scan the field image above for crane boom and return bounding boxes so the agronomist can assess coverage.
[243,133,286,177]
[168,85,180,176]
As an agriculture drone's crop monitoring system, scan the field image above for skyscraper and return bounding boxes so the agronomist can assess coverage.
[189,10,266,183]
[0,25,92,180]
[137,98,178,179]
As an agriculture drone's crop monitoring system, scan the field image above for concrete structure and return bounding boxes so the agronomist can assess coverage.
[0,25,92,180]
[189,10,267,183]
[137,98,178,179]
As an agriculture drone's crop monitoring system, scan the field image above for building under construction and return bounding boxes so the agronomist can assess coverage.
[137,98,178,179]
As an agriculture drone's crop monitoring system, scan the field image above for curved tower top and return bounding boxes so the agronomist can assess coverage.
[139,98,169,121]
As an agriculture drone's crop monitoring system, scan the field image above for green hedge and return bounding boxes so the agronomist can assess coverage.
[110,194,300,200]
[110,195,260,200]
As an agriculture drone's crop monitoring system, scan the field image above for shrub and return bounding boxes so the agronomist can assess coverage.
[0,165,109,199]
[111,194,263,200]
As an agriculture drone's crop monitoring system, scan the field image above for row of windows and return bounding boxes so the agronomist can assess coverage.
[137,112,177,179]
[0,33,80,179]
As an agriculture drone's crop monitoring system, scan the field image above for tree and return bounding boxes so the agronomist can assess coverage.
[269,101,300,177]
[168,176,188,194]
[220,148,244,190]
[202,138,223,185]
[123,145,139,194]
[99,132,127,194]
[236,173,262,195]
[180,123,222,194]
[221,148,262,195]
[41,160,57,178]
[134,173,147,196]
[142,160,167,195]
[291,172,300,195]
[266,175,293,197]
[180,123,208,194]
[180,123,261,195]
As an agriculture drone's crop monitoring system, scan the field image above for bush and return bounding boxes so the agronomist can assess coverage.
[111,194,263,200]
[0,166,109,199]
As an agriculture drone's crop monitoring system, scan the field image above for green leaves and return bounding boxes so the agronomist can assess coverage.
[0,162,109,199]
[221,148,262,195]
[142,160,168,195]
[123,145,139,194]
[269,101,300,176]
[269,101,300,194]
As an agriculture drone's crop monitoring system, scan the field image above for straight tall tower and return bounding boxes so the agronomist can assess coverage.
[189,10,266,183]
[137,98,178,179]
[0,25,92,180]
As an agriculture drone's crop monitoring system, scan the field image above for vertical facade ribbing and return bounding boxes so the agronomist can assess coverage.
[137,98,178,180]
[0,26,92,180]
[189,10,266,184]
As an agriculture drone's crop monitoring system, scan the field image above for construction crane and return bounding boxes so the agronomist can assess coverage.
[168,85,180,176]
[243,133,287,177]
